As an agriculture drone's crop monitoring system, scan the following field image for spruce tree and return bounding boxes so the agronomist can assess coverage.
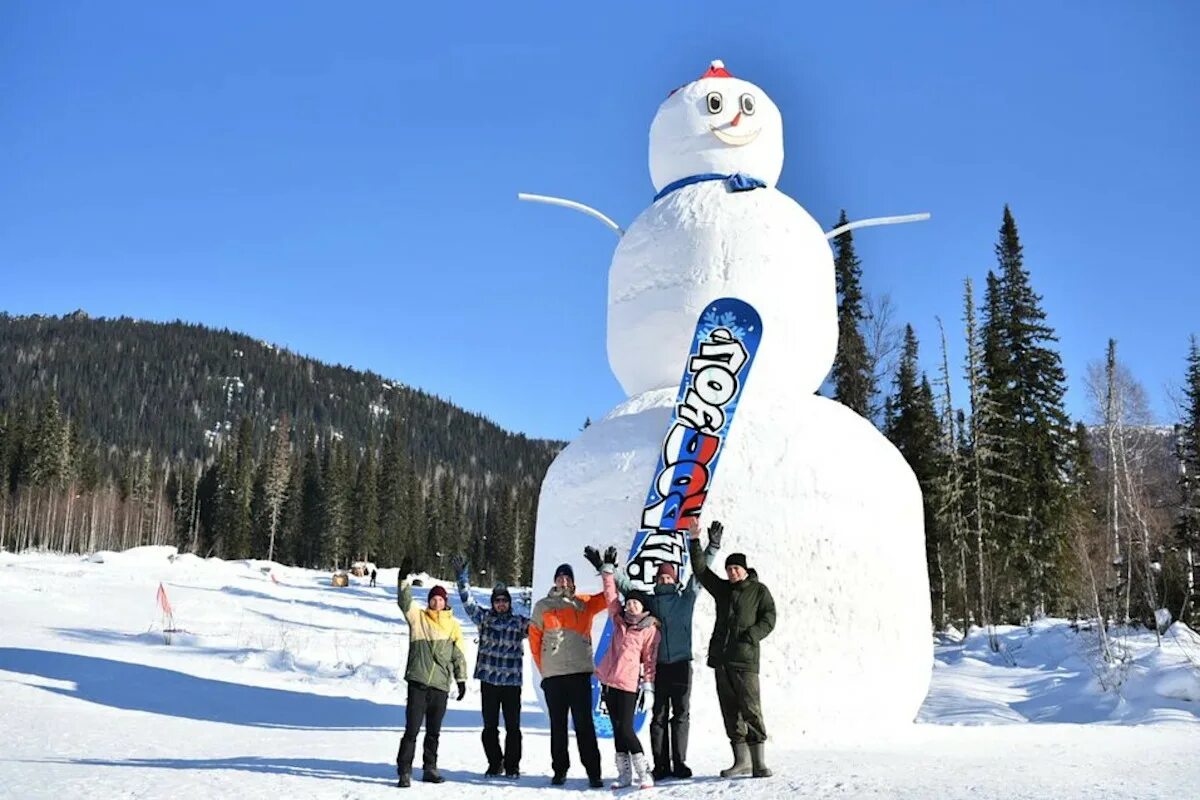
[830,210,875,417]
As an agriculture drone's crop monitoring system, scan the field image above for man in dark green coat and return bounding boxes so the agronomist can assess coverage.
[688,522,776,779]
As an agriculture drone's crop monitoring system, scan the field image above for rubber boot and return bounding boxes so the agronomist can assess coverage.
[719,742,752,778]
[610,753,632,790]
[632,753,654,789]
[749,743,772,778]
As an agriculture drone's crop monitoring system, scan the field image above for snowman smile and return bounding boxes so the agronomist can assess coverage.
[708,125,760,146]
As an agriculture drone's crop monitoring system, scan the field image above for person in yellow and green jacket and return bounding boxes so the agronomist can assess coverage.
[396,576,468,788]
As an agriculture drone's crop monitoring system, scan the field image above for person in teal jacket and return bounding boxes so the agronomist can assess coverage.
[585,517,721,781]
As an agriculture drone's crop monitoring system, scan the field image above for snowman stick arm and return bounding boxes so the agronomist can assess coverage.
[517,192,625,237]
[825,212,931,240]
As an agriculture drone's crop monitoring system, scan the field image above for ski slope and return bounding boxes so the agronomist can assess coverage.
[1,548,1198,799]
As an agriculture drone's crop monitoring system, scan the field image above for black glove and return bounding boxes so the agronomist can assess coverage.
[602,545,619,567]
[707,520,724,549]
[456,680,466,701]
[583,546,604,573]
[450,554,468,584]
[398,555,414,581]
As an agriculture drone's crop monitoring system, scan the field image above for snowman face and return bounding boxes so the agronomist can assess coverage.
[649,75,784,193]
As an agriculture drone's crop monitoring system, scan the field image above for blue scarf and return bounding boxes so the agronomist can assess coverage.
[653,172,767,203]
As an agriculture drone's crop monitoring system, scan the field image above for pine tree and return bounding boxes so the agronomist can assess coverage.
[885,325,944,625]
[262,416,291,563]
[978,206,1074,618]
[352,450,380,563]
[1176,336,1200,625]
[320,440,351,569]
[377,419,409,567]
[830,210,875,417]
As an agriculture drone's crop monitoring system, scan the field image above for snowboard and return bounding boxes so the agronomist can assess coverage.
[591,297,763,738]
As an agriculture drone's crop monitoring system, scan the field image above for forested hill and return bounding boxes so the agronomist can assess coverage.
[0,311,560,472]
[0,311,562,581]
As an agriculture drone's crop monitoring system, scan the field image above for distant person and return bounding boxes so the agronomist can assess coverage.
[599,517,721,780]
[688,521,776,779]
[530,561,608,788]
[584,545,661,789]
[370,567,377,587]
[453,555,530,778]
[396,572,468,787]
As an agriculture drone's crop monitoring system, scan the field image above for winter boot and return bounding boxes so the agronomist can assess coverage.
[485,763,503,777]
[421,766,445,784]
[397,771,411,788]
[632,753,654,789]
[610,753,632,790]
[719,742,752,778]
[671,762,693,780]
[749,743,772,778]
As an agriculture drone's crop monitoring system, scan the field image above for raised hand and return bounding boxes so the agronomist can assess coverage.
[583,546,604,573]
[686,516,701,541]
[707,520,724,548]
[450,554,468,583]
[602,545,619,566]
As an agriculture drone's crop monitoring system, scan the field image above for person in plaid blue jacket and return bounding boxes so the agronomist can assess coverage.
[454,555,531,778]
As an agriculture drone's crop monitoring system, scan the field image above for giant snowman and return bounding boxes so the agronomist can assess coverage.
[529,61,931,736]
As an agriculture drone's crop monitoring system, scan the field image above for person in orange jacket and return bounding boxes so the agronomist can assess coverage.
[530,561,608,788]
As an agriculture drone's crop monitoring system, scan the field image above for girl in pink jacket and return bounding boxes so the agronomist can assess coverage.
[588,545,661,789]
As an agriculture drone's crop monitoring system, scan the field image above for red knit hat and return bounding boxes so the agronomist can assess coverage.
[668,60,734,97]
[656,562,678,580]
[428,585,448,605]
[699,59,733,79]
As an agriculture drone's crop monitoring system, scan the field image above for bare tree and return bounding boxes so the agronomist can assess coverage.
[864,291,903,424]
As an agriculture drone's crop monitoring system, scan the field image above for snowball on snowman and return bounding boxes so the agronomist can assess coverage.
[519,59,927,240]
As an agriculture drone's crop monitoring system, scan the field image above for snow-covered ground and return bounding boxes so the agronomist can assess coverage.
[1,548,1198,799]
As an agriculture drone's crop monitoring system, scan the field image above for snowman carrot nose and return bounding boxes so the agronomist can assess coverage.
[729,112,742,127]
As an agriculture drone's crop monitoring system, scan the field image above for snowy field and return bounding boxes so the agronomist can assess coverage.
[2,548,1199,799]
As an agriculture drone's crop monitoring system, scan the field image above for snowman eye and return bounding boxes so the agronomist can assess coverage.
[706,92,724,115]
[740,94,756,115]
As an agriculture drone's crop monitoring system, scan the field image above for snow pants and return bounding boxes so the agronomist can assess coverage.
[714,664,766,745]
[542,672,602,779]
[604,686,643,755]
[481,681,522,772]
[397,681,449,774]
[650,660,691,769]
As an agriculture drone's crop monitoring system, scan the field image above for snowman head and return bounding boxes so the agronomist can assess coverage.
[649,60,784,194]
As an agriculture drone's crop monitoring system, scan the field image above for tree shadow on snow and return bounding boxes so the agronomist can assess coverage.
[0,647,460,730]
[24,756,396,786]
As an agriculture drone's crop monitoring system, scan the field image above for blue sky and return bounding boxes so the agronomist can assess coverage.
[3,2,1197,441]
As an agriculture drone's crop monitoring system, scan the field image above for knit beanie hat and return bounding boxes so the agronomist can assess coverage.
[491,583,512,603]
[554,563,574,582]
[655,562,678,580]
[724,552,748,570]
[427,585,448,604]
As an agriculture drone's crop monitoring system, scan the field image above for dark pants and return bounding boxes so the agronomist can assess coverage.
[714,665,766,745]
[542,672,601,779]
[604,686,642,754]
[650,660,691,769]
[397,681,449,775]
[481,681,522,771]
